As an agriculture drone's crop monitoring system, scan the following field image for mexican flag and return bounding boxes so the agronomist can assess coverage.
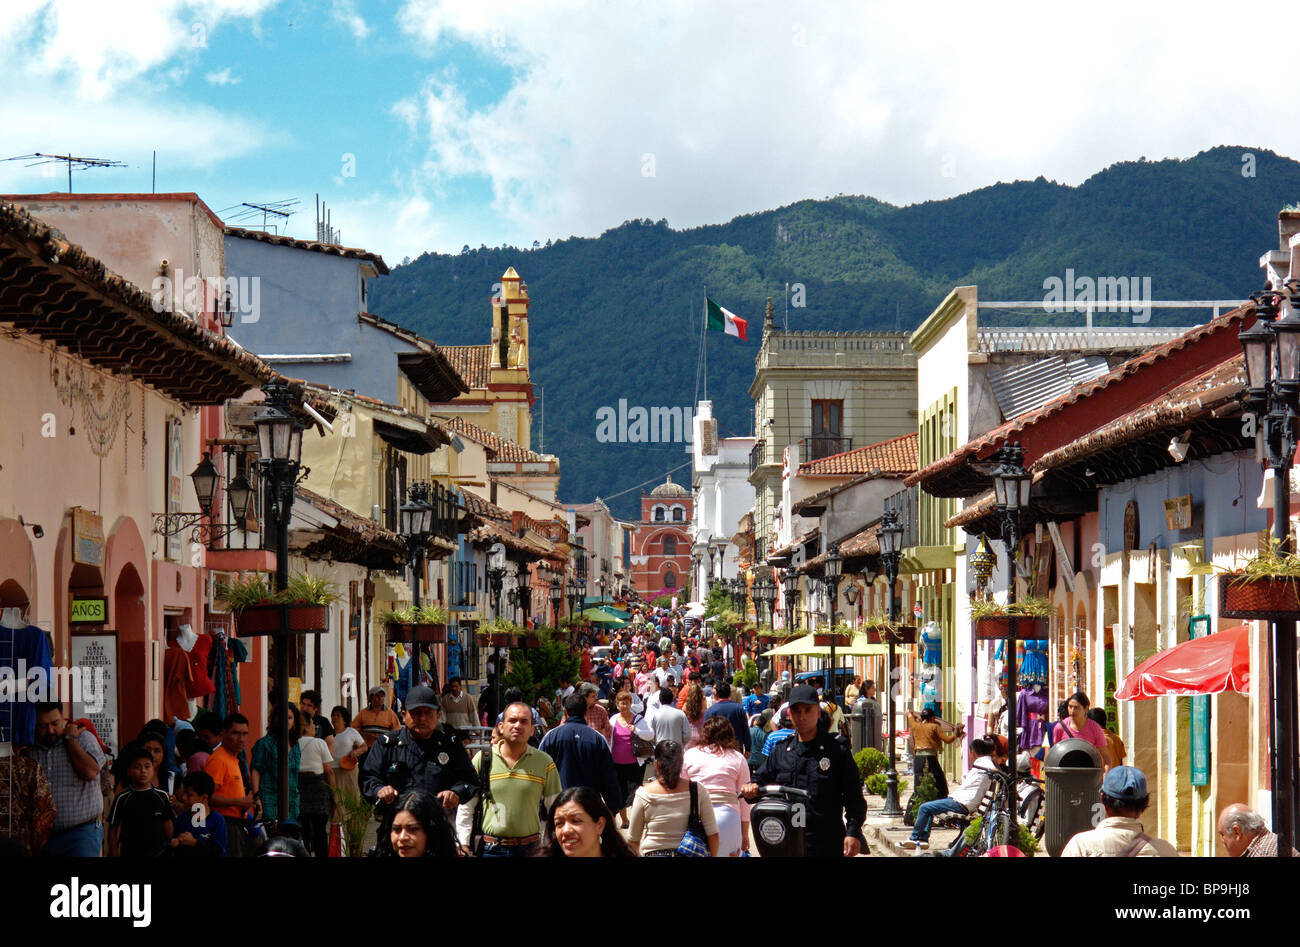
[706,298,748,341]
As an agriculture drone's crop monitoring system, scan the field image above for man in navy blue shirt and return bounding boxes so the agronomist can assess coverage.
[538,693,622,813]
[742,687,769,716]
[703,681,751,758]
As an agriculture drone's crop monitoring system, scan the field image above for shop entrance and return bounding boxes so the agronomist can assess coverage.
[112,563,145,739]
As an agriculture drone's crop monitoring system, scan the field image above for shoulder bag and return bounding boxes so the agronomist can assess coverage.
[629,715,657,757]
[469,748,494,856]
[675,781,711,857]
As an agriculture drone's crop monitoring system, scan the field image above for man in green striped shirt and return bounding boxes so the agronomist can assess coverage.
[472,702,562,857]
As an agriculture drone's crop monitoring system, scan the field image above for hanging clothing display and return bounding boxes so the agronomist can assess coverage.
[162,641,195,726]
[207,634,248,716]
[0,617,53,746]
[919,621,942,666]
[0,752,55,855]
[1018,686,1049,752]
[187,634,214,699]
[1018,639,1048,689]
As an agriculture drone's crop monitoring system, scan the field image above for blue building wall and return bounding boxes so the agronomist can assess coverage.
[223,235,416,404]
[1097,450,1265,556]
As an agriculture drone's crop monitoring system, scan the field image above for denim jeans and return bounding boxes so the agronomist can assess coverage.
[481,841,539,858]
[43,820,104,857]
[910,798,968,842]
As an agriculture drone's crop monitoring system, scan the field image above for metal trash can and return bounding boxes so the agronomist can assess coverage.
[848,711,866,754]
[860,700,882,752]
[1043,738,1103,857]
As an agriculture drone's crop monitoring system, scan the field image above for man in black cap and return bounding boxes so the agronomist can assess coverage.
[742,684,867,857]
[360,685,479,839]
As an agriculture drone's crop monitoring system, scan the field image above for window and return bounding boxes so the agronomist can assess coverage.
[808,399,845,460]
[654,506,665,522]
[663,570,677,589]
[672,506,684,522]
[663,535,676,556]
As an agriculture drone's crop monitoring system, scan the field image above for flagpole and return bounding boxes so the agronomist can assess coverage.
[702,288,708,402]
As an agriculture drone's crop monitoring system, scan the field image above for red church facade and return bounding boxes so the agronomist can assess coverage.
[630,476,693,599]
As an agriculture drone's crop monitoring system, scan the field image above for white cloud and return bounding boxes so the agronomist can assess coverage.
[390,0,1300,251]
[206,67,240,85]
[331,0,370,40]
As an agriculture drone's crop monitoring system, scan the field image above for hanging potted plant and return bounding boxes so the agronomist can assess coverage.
[411,604,449,643]
[379,607,415,644]
[218,573,338,636]
[863,612,917,644]
[813,621,855,648]
[1207,538,1300,620]
[478,616,519,647]
[970,596,1052,640]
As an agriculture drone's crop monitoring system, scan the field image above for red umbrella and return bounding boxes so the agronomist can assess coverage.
[1115,624,1251,700]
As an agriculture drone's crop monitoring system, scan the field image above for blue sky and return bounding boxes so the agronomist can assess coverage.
[0,1,1296,263]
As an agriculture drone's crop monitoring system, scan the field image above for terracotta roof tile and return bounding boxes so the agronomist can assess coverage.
[225,226,389,273]
[906,305,1251,491]
[435,414,550,464]
[440,345,492,389]
[799,432,918,477]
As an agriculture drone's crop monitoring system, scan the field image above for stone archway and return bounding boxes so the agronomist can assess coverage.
[0,517,36,616]
[113,563,146,739]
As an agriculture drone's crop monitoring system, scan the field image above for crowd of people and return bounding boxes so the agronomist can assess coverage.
[4,601,1287,860]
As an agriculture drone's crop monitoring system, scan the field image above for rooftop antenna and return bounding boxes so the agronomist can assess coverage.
[2,152,126,193]
[217,200,299,234]
[314,193,341,244]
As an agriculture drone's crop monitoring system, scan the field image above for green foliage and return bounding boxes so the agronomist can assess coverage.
[963,815,1039,856]
[904,772,940,826]
[380,603,450,625]
[864,772,906,797]
[650,593,675,609]
[703,582,731,619]
[503,629,579,714]
[331,786,373,857]
[969,595,1053,619]
[732,657,759,691]
[854,747,889,779]
[217,573,339,612]
[369,147,1300,518]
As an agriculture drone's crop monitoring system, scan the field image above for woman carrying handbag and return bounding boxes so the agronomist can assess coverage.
[627,740,718,857]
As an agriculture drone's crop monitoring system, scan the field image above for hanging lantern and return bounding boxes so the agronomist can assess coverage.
[970,533,996,591]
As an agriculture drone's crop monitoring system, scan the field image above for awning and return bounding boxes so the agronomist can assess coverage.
[764,634,886,658]
[1116,624,1251,700]
[582,607,626,627]
[374,417,446,455]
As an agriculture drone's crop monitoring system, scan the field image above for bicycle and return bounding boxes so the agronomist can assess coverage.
[934,768,1037,857]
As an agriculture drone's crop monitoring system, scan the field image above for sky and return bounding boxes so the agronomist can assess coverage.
[0,0,1293,263]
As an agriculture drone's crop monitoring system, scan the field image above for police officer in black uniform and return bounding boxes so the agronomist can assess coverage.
[360,686,479,840]
[743,684,867,857]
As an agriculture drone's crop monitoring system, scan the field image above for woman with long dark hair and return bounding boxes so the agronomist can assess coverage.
[538,787,635,858]
[904,704,962,799]
[683,683,706,749]
[373,790,459,857]
[250,703,302,825]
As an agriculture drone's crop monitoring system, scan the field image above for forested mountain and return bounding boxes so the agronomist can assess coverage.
[370,147,1300,518]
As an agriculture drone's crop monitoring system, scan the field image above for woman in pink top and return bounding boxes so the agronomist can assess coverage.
[1052,692,1112,771]
[682,716,751,856]
[609,691,654,828]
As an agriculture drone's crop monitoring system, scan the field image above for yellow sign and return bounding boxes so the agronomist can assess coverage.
[70,597,107,623]
[289,677,302,707]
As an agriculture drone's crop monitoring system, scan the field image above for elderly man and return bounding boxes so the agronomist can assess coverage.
[579,682,612,744]
[28,702,106,857]
[1060,765,1177,857]
[1217,803,1300,857]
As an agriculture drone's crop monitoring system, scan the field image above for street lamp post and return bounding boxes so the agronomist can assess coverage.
[879,509,904,817]
[567,577,582,654]
[992,441,1032,838]
[398,482,434,691]
[1240,285,1300,856]
[252,382,305,828]
[549,578,563,627]
[824,545,842,701]
[781,571,800,633]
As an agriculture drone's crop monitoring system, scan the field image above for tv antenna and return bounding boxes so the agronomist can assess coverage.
[217,199,299,234]
[2,152,126,192]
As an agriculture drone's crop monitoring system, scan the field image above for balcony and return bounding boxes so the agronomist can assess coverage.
[801,435,852,462]
[749,439,766,475]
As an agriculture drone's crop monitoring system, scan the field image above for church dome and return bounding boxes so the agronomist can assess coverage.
[649,475,689,498]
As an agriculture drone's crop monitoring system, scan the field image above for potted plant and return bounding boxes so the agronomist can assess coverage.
[381,604,449,643]
[479,616,519,647]
[862,612,917,644]
[1206,538,1300,620]
[970,596,1052,640]
[813,621,855,648]
[379,607,415,643]
[217,572,338,635]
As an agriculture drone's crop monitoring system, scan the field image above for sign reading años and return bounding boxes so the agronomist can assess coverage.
[70,597,108,623]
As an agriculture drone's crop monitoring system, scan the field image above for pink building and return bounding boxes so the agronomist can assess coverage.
[630,476,693,599]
